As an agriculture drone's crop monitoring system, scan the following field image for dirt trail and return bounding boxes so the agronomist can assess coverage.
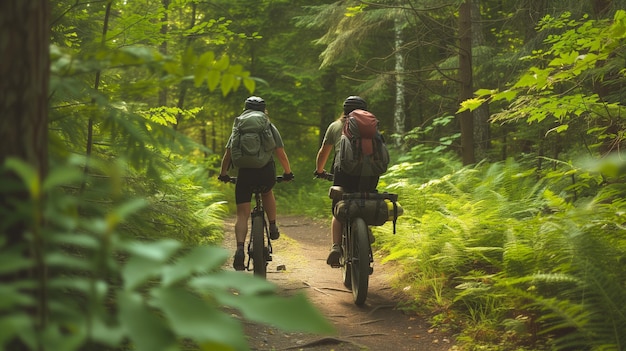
[222,215,456,351]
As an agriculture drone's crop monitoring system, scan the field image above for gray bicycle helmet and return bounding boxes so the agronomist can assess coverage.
[244,96,266,111]
[343,96,367,114]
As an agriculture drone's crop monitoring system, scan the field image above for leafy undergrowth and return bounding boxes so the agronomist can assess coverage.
[370,155,626,351]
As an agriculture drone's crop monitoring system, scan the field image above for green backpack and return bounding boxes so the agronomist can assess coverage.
[229,110,277,168]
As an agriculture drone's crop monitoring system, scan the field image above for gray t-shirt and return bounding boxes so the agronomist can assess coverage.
[321,118,345,152]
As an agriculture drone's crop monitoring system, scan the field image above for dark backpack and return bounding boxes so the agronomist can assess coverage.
[333,109,390,177]
[230,110,276,168]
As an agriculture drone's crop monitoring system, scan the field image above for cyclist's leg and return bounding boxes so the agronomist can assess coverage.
[257,161,279,238]
[233,170,254,270]
[327,170,351,266]
[235,202,251,243]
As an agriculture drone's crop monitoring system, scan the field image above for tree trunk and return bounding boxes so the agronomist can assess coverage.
[0,0,50,241]
[458,0,475,165]
[0,0,50,179]
[174,2,197,130]
[0,0,51,340]
[82,0,112,193]
[159,0,170,107]
[471,0,490,160]
[393,16,406,148]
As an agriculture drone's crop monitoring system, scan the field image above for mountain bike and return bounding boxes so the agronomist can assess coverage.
[229,176,283,278]
[317,173,401,305]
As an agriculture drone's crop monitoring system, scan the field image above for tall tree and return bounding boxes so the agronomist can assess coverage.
[393,15,407,147]
[458,0,475,164]
[0,0,50,242]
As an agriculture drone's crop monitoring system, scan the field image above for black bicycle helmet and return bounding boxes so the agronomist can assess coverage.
[244,96,266,111]
[343,96,367,114]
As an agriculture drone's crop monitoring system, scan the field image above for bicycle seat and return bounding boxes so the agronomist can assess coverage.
[328,186,344,201]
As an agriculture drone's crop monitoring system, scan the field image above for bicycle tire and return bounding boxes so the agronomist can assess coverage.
[251,214,267,278]
[350,217,370,305]
[341,225,352,289]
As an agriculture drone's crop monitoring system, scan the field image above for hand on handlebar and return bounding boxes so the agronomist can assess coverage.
[218,174,231,183]
[282,172,295,181]
[313,170,333,180]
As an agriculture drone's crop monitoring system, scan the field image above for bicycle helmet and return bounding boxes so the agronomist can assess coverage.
[244,96,266,111]
[343,96,367,114]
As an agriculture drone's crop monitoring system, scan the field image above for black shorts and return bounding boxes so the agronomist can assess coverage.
[330,168,379,213]
[235,160,276,204]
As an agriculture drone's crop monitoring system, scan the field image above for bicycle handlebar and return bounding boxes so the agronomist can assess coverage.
[314,172,334,181]
[227,176,284,184]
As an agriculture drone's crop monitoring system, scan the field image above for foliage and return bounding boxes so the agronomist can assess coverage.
[0,159,334,351]
[375,151,626,350]
[460,10,626,157]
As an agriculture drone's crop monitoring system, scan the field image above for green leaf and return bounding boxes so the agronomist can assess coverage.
[122,256,165,291]
[42,167,83,191]
[207,69,221,92]
[45,252,91,270]
[491,89,518,102]
[189,271,276,295]
[217,292,335,334]
[0,314,32,347]
[161,246,229,286]
[39,323,85,351]
[4,158,39,198]
[90,318,125,347]
[118,290,177,351]
[221,73,235,96]
[214,55,230,71]
[120,239,181,262]
[243,77,256,93]
[0,285,35,309]
[457,97,486,113]
[0,252,33,275]
[151,286,249,351]
[546,124,569,135]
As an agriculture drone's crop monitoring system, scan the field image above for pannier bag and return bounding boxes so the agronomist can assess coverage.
[334,198,404,226]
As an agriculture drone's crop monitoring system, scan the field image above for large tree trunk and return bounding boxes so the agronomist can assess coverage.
[0,0,51,340]
[393,16,406,148]
[0,0,50,178]
[0,0,50,241]
[458,0,475,165]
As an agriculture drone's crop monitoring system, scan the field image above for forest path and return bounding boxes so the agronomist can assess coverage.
[222,215,456,351]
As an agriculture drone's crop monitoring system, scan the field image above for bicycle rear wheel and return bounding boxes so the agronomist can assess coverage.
[250,214,267,278]
[350,217,370,305]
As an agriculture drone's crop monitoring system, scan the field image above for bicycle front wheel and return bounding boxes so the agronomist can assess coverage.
[251,214,267,278]
[341,225,352,289]
[350,217,370,305]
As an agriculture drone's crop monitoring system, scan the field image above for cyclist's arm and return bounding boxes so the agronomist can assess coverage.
[315,144,333,173]
[274,147,292,174]
[219,148,231,176]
